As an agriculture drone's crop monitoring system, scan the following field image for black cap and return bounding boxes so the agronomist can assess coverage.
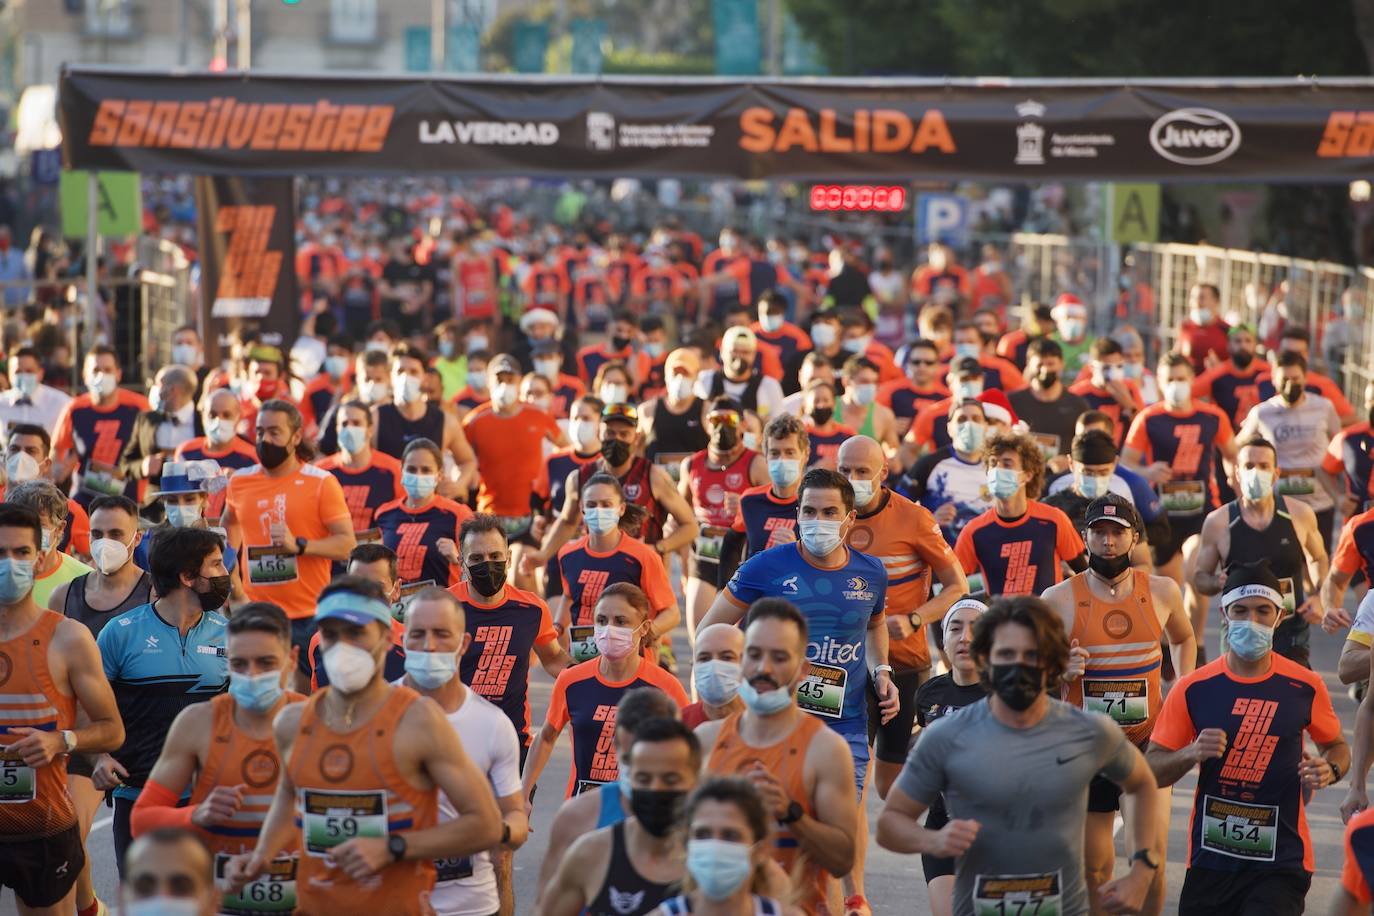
[1083,493,1140,531]
[953,356,982,376]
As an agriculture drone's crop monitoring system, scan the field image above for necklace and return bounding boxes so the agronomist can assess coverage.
[1090,567,1131,597]
[325,693,357,731]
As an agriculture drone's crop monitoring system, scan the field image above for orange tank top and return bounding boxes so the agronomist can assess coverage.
[0,610,77,837]
[1063,570,1164,745]
[287,685,438,916]
[709,711,831,915]
[193,692,305,914]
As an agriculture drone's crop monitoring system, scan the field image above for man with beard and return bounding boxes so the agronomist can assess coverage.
[695,327,784,420]
[877,595,1163,916]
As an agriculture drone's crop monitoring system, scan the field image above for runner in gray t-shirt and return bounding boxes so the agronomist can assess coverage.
[876,595,1163,916]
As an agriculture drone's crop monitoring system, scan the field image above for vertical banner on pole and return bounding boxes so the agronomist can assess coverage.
[194,176,298,365]
[513,21,549,74]
[569,18,605,75]
[448,22,481,72]
[782,15,826,75]
[405,26,432,71]
[713,0,760,75]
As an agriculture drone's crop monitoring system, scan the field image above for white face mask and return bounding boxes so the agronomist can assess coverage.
[798,518,844,556]
[90,537,131,576]
[570,418,600,451]
[360,379,390,404]
[810,323,837,348]
[492,382,519,409]
[322,641,378,694]
[205,417,234,447]
[87,372,116,399]
[599,383,628,405]
[393,373,422,404]
[5,451,39,483]
[165,503,203,528]
[171,343,202,369]
[536,359,562,381]
[123,896,204,916]
[667,375,695,402]
[1163,380,1192,408]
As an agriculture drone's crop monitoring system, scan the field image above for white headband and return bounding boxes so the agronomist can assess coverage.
[1221,584,1283,609]
[942,597,988,633]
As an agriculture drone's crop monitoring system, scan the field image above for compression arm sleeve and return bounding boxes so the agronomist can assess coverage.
[129,778,195,837]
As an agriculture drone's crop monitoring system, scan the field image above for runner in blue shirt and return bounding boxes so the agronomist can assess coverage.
[92,525,230,878]
[702,465,897,796]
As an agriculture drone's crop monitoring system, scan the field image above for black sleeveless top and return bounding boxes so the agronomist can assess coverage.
[374,402,445,460]
[1227,500,1308,647]
[707,371,764,413]
[644,397,708,460]
[63,571,154,638]
[587,821,676,916]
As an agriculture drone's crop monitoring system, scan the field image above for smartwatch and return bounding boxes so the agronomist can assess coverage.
[1130,848,1159,870]
[778,801,804,825]
[871,664,894,679]
[295,537,309,557]
[387,833,407,863]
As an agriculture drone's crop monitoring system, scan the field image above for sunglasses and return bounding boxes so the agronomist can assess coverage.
[602,402,638,422]
[707,413,741,427]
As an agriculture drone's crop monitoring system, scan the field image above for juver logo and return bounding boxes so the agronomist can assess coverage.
[1149,108,1241,166]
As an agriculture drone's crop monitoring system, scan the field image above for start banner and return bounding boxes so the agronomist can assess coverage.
[59,67,1374,182]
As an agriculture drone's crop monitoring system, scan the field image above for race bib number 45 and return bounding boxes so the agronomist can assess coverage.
[301,789,387,857]
[973,871,1062,916]
[1200,795,1278,862]
[796,662,846,720]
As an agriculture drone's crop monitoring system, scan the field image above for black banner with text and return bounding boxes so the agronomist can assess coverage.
[62,68,1374,182]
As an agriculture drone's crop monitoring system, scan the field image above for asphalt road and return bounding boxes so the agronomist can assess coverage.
[71,603,1361,916]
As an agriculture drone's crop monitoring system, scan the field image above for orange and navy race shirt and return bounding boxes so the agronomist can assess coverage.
[1324,421,1374,513]
[807,424,856,468]
[1192,361,1266,428]
[534,448,600,516]
[848,490,957,671]
[175,436,260,519]
[549,374,586,420]
[1151,654,1342,873]
[375,496,474,588]
[556,532,676,627]
[462,404,562,516]
[751,321,813,369]
[1124,402,1235,516]
[954,502,1085,596]
[544,657,689,796]
[453,580,558,747]
[1341,807,1374,905]
[1068,380,1144,448]
[878,380,949,430]
[54,388,151,507]
[909,397,955,454]
[1333,508,1374,581]
[731,484,798,559]
[315,451,405,533]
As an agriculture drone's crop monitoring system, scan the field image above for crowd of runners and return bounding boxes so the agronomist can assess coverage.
[0,194,1372,916]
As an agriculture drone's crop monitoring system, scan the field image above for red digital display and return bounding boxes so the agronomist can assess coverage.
[809,185,907,212]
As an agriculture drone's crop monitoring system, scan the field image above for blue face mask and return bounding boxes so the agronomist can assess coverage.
[687,838,755,901]
[404,650,458,690]
[402,472,438,501]
[986,467,1021,501]
[438,339,457,359]
[953,421,985,454]
[337,425,368,455]
[324,355,350,380]
[693,660,742,707]
[0,557,34,604]
[1077,473,1111,499]
[228,670,284,713]
[737,678,794,716]
[583,506,620,536]
[954,342,982,360]
[1226,618,1274,661]
[618,767,634,799]
[767,458,800,488]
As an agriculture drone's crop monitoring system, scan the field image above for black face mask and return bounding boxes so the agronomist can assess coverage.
[1036,369,1059,389]
[256,440,290,470]
[466,560,507,597]
[727,355,752,377]
[989,662,1043,712]
[629,787,686,837]
[601,438,632,467]
[1280,381,1303,405]
[811,406,833,426]
[710,425,738,451]
[195,574,232,611]
[611,335,632,351]
[1231,350,1254,370]
[1088,550,1132,580]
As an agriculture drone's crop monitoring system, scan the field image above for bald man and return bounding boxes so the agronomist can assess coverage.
[835,434,968,912]
[684,622,746,728]
[119,364,205,492]
[122,827,220,916]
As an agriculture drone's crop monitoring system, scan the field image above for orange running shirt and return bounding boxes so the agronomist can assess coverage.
[847,490,957,671]
[0,611,77,837]
[1061,570,1163,745]
[225,464,352,619]
[709,712,831,914]
[462,403,562,516]
[287,686,439,916]
[1342,807,1374,905]
[193,691,305,912]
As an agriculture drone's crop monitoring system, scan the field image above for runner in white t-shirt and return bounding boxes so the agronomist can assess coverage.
[400,587,528,916]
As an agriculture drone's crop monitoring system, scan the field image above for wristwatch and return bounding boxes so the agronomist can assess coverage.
[501,822,512,845]
[1130,849,1159,870]
[294,537,309,557]
[387,833,408,863]
[778,801,804,825]
[60,730,77,753]
[907,612,922,630]
[1330,759,1344,783]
